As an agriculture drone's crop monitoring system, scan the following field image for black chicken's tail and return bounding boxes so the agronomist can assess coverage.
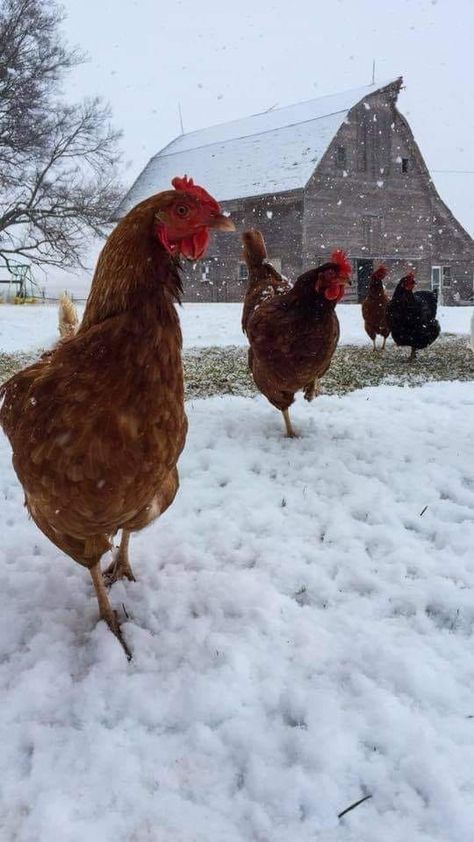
[414,290,438,321]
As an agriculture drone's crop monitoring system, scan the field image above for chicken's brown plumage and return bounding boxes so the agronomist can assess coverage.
[242,230,351,436]
[0,179,234,656]
[361,265,390,351]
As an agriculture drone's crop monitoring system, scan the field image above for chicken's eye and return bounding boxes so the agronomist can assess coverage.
[175,205,189,217]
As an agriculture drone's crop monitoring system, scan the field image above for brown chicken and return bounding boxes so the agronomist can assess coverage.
[361,265,390,351]
[0,176,234,657]
[241,230,351,437]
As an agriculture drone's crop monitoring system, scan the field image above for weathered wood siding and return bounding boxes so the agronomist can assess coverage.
[182,193,303,302]
[181,83,473,304]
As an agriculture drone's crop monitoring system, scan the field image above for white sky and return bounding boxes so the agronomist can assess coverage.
[60,0,473,230]
[41,0,473,296]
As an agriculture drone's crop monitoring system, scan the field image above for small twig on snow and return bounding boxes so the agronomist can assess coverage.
[338,794,373,820]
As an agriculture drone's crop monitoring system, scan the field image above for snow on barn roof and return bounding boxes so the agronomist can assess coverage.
[117,79,400,214]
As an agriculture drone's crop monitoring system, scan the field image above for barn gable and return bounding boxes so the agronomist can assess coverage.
[117,79,399,214]
[117,77,473,304]
[302,82,473,302]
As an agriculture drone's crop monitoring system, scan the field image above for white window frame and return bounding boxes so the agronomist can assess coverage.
[431,266,443,304]
[200,261,211,283]
[442,266,451,288]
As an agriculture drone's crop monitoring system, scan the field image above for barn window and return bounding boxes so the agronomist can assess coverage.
[335,145,347,169]
[238,262,249,282]
[431,266,441,292]
[200,261,211,283]
[442,266,451,287]
[401,157,409,173]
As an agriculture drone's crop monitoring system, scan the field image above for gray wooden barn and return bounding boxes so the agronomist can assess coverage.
[118,78,474,304]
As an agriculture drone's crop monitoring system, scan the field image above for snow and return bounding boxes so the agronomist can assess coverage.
[118,80,397,211]
[0,303,472,354]
[1,382,474,840]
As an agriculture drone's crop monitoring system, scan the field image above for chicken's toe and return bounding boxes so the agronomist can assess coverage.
[103,557,136,585]
[103,530,136,585]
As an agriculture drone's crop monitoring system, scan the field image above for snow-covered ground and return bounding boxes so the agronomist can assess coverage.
[0,302,473,354]
[1,383,474,841]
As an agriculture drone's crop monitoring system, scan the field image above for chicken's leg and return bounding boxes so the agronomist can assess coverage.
[282,408,298,438]
[372,338,377,352]
[381,336,387,351]
[90,562,132,660]
[408,347,417,362]
[103,530,136,585]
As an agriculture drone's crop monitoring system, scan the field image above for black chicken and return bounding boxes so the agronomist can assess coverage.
[387,272,440,361]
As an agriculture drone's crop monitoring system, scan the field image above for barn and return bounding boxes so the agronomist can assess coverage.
[118,78,474,305]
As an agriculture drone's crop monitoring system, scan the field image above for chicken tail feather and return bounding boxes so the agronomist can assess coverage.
[58,293,79,339]
[242,229,267,269]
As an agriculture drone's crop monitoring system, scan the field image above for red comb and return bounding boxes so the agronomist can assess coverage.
[330,249,352,278]
[405,272,415,283]
[171,175,220,212]
[372,265,387,281]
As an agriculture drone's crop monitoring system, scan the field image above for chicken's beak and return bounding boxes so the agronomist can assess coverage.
[208,213,235,232]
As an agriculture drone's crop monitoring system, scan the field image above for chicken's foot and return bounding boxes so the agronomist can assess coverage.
[103,530,136,585]
[90,562,132,660]
[282,408,298,438]
[372,339,377,352]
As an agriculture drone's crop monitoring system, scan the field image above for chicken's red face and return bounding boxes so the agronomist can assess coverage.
[155,176,235,261]
[315,250,352,302]
[402,273,416,291]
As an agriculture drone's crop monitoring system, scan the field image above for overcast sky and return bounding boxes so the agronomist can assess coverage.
[48,0,473,293]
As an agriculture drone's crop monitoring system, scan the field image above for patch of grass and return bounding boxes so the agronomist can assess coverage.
[184,346,254,399]
[0,351,37,385]
[184,336,473,399]
[1,337,472,399]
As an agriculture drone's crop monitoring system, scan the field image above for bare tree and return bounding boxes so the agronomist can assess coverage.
[0,0,122,271]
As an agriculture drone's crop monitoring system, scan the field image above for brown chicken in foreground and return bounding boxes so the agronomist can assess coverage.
[361,265,390,351]
[241,230,351,437]
[0,177,234,657]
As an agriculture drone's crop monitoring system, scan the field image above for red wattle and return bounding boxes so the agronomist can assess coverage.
[324,284,345,301]
[156,225,210,260]
[156,224,178,255]
[179,229,210,261]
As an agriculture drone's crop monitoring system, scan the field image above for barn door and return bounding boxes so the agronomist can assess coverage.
[357,259,374,302]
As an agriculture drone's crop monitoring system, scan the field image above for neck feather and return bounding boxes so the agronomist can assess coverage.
[79,213,183,333]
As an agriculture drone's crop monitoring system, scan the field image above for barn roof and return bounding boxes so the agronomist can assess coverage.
[118,78,401,214]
